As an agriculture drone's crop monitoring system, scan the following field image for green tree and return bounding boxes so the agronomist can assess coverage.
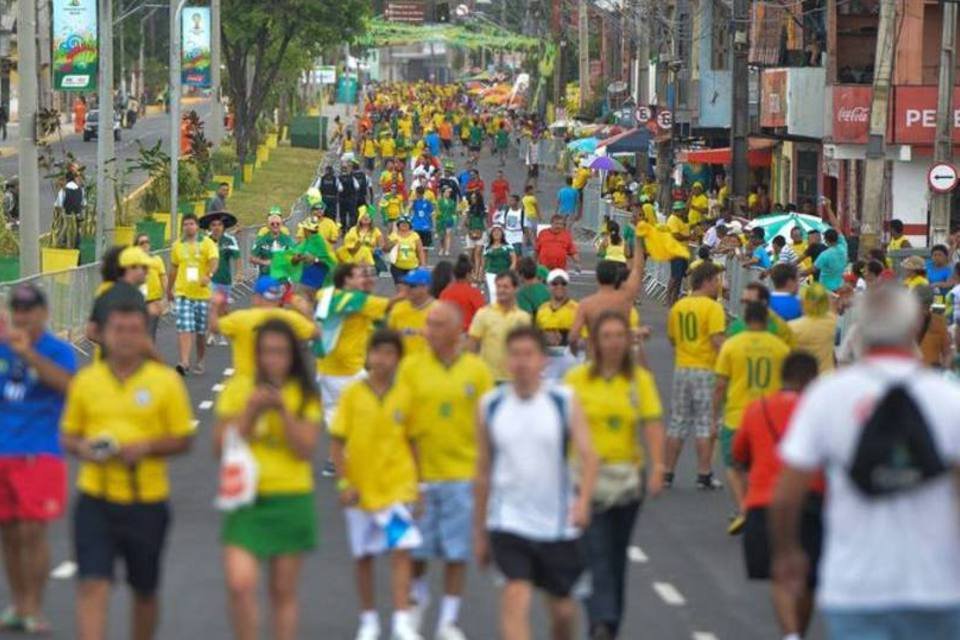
[221,0,368,164]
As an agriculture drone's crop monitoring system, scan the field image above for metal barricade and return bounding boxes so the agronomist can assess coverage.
[721,254,764,317]
[578,182,602,238]
[643,260,671,303]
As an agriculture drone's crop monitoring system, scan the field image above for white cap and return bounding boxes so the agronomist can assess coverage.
[729,220,743,234]
[547,268,570,284]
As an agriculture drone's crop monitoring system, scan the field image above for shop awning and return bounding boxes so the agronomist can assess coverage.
[597,127,652,154]
[681,139,776,167]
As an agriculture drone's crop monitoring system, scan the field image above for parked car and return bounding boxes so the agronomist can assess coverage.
[83,110,121,142]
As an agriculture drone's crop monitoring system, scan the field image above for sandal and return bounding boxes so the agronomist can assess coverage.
[21,616,52,635]
[0,606,22,630]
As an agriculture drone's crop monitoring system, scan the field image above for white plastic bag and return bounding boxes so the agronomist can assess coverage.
[214,427,259,512]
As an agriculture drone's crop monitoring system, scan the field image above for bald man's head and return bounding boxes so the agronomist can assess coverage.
[425,301,463,353]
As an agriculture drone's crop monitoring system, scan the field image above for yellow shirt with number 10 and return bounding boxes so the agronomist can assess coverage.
[714,330,790,429]
[667,295,726,369]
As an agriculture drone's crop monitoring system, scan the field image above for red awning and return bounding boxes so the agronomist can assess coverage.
[682,139,776,167]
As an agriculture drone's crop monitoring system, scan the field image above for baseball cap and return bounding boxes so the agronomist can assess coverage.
[547,269,570,284]
[254,276,284,301]
[119,246,151,268]
[402,268,432,287]
[269,205,283,216]
[8,283,47,311]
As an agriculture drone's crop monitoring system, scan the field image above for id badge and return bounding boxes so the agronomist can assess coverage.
[186,266,200,282]
[139,284,148,298]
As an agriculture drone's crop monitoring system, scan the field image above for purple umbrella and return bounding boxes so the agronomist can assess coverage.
[588,155,627,172]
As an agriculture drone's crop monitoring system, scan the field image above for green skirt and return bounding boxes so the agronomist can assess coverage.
[222,493,317,558]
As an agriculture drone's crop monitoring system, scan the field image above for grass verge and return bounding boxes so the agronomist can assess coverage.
[228,144,324,227]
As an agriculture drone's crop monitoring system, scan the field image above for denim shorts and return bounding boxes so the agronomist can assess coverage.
[823,606,960,640]
[413,480,473,562]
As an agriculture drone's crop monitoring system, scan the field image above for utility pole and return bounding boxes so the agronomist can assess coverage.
[931,0,957,246]
[96,0,116,257]
[859,0,897,256]
[18,0,40,276]
[730,0,750,199]
[170,0,186,241]
[578,0,589,111]
[210,0,224,144]
[654,6,672,215]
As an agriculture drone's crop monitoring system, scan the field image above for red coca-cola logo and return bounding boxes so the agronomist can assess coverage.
[837,106,869,123]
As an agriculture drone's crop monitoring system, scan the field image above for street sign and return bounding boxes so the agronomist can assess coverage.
[634,106,651,123]
[928,162,959,193]
[656,109,673,130]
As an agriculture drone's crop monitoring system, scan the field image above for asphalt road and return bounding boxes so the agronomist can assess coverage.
[0,141,827,639]
[0,99,212,234]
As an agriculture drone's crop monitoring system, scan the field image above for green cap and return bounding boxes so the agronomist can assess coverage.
[672,201,686,211]
[269,205,283,215]
[536,265,549,281]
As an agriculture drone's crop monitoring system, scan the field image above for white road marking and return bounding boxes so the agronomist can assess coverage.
[212,383,225,392]
[627,545,648,563]
[198,400,214,410]
[50,560,77,580]
[223,368,235,376]
[653,581,686,606]
[692,633,719,640]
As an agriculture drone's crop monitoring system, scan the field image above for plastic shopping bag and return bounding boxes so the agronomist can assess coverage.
[214,427,259,512]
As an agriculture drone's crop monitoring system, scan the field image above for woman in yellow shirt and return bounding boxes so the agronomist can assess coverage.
[339,212,384,266]
[386,217,425,284]
[563,310,665,638]
[135,233,167,339]
[788,283,837,375]
[214,319,322,640]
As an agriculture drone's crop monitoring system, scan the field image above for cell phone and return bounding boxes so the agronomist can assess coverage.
[89,436,118,461]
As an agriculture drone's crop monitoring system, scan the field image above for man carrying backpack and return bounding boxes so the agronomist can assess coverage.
[771,286,960,640]
[55,170,85,247]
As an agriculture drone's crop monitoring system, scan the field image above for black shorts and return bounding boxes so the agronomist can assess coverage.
[415,229,433,247]
[669,257,689,280]
[489,531,584,597]
[469,143,482,153]
[527,165,540,178]
[743,496,823,586]
[73,494,171,595]
[442,139,452,152]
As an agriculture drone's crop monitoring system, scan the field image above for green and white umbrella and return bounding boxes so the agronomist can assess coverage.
[746,212,830,245]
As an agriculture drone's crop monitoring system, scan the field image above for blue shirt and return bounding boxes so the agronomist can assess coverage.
[410,199,434,232]
[457,170,472,195]
[0,332,77,456]
[814,234,848,292]
[926,260,953,291]
[769,292,803,321]
[752,245,772,269]
[425,132,441,157]
[557,186,579,215]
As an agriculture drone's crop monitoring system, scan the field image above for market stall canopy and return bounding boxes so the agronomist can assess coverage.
[597,127,652,154]
[746,212,830,245]
[681,139,777,167]
[567,137,599,153]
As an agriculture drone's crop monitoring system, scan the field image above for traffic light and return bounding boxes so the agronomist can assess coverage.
[436,2,450,22]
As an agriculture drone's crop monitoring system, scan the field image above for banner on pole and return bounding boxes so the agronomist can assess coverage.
[52,0,98,91]
[182,7,212,88]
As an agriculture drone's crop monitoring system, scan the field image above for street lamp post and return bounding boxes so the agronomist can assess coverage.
[18,0,40,276]
[210,0,224,144]
[169,0,190,241]
[96,0,116,258]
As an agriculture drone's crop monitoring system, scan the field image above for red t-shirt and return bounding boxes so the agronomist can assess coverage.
[466,178,485,194]
[491,179,511,205]
[536,229,576,270]
[440,281,487,330]
[732,391,826,510]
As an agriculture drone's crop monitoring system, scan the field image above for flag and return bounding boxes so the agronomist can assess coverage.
[313,287,369,357]
[295,233,339,288]
[635,221,691,261]
[269,249,304,283]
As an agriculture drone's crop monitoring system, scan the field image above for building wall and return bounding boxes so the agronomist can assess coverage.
[695,0,732,129]
[891,159,931,245]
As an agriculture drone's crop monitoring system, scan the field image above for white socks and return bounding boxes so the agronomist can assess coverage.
[437,595,461,629]
[783,634,801,640]
[392,610,413,632]
[360,610,379,630]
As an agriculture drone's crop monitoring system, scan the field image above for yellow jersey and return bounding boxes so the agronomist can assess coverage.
[61,361,196,503]
[396,351,493,481]
[341,227,382,266]
[468,304,532,381]
[362,139,378,158]
[171,236,219,300]
[218,308,317,377]
[216,376,321,494]
[522,194,539,220]
[666,214,690,238]
[573,167,590,189]
[387,299,435,357]
[389,232,422,270]
[888,236,910,250]
[667,295,727,369]
[329,379,419,511]
[904,274,929,289]
[144,255,166,302]
[715,330,790,429]
[315,295,390,377]
[317,217,341,245]
[379,137,396,158]
[564,364,662,465]
[642,203,657,225]
[536,299,578,332]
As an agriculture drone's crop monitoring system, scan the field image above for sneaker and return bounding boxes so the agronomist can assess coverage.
[321,459,337,478]
[206,335,216,346]
[217,335,229,346]
[175,364,188,377]
[696,473,723,490]
[0,607,22,631]
[391,620,423,640]
[191,363,205,375]
[435,624,468,640]
[409,598,429,633]
[355,625,381,640]
[662,471,674,488]
[727,513,746,536]
[21,616,51,635]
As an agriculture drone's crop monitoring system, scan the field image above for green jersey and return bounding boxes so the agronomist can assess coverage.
[212,234,241,285]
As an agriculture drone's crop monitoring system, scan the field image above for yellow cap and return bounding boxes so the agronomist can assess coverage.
[119,246,151,268]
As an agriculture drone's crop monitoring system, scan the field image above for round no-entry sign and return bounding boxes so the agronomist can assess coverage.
[928,162,959,193]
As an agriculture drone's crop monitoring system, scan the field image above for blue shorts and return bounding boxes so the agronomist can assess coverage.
[174,297,209,334]
[413,480,473,562]
[823,606,960,640]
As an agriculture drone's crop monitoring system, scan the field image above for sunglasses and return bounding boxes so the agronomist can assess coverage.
[550,281,568,287]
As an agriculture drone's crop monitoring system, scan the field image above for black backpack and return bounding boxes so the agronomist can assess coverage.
[849,383,948,497]
[63,185,84,215]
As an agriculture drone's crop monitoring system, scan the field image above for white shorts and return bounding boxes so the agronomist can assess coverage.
[318,370,367,426]
[345,504,423,558]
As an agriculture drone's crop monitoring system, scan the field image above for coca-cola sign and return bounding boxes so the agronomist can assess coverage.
[832,85,873,144]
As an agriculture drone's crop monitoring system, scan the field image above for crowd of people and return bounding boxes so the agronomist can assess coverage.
[0,78,959,640]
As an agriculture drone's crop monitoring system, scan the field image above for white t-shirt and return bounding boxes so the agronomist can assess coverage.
[482,384,578,542]
[780,355,960,609]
